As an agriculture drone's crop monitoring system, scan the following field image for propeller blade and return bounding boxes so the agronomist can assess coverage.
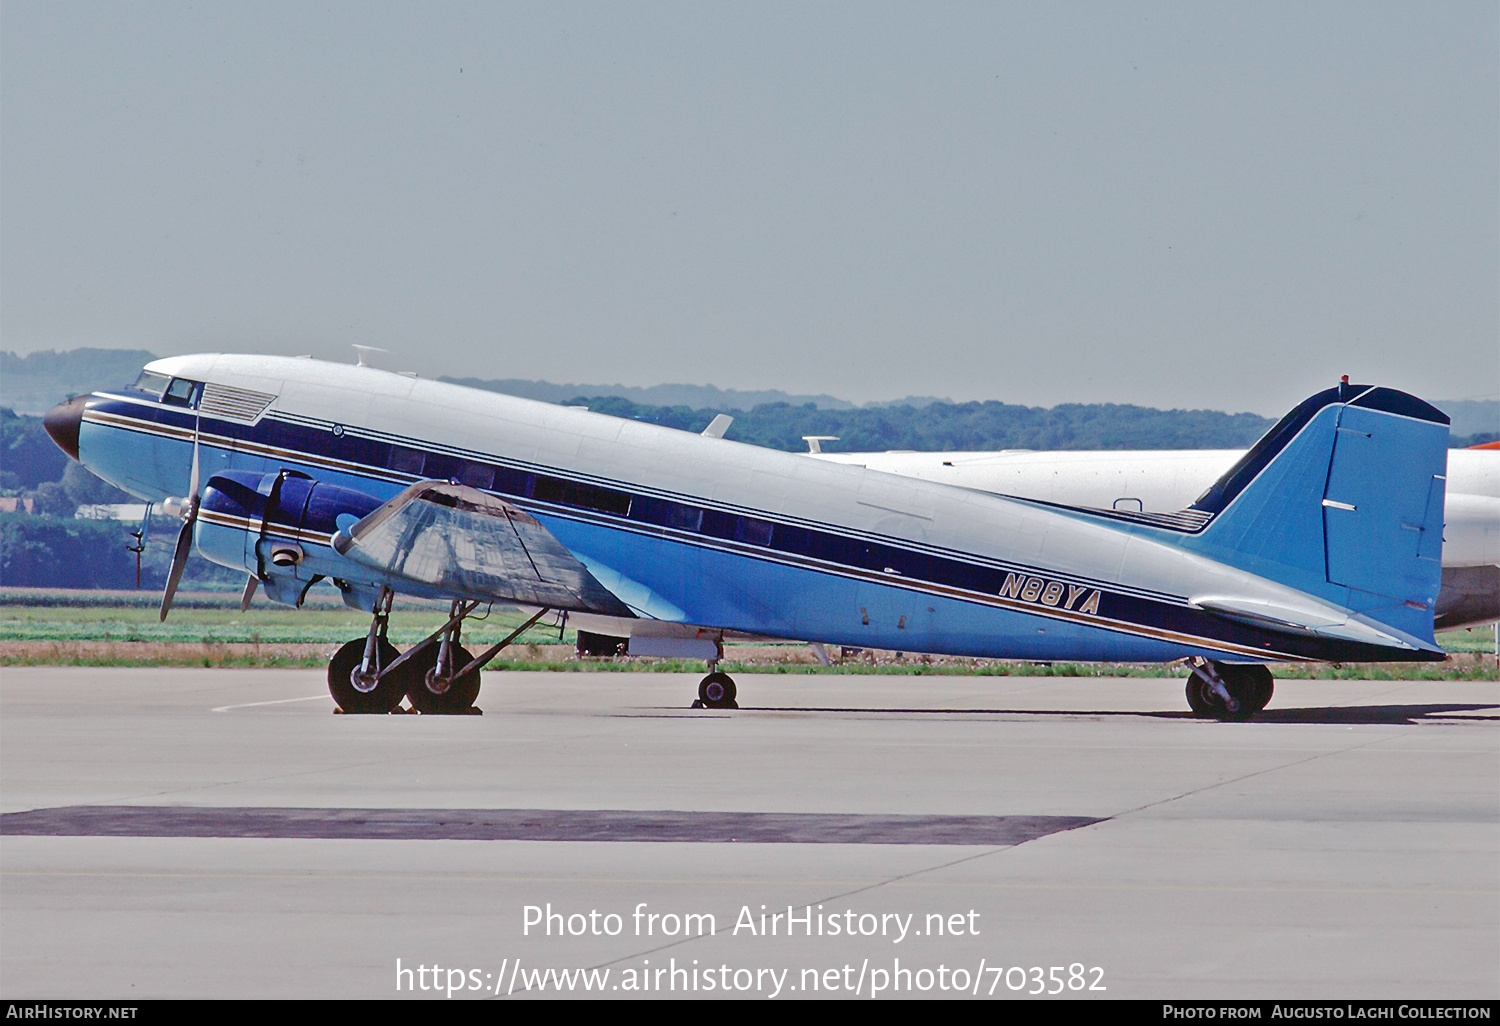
[240,574,258,612]
[159,504,195,622]
[160,410,206,623]
[187,412,201,500]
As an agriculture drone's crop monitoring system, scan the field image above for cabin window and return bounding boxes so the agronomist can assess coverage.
[459,462,495,490]
[629,496,703,532]
[736,517,774,547]
[666,503,704,532]
[532,477,631,517]
[574,483,631,517]
[699,510,735,539]
[389,446,425,475]
[531,476,566,505]
[422,452,462,481]
[771,524,810,556]
[162,377,200,407]
[810,533,872,569]
[335,436,389,470]
[493,467,534,498]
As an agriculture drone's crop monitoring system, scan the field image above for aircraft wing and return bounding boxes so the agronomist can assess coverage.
[331,481,635,617]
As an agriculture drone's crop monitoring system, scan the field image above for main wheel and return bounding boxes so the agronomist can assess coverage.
[1185,677,1215,718]
[328,637,404,714]
[697,671,737,709]
[1243,664,1274,711]
[407,643,481,714]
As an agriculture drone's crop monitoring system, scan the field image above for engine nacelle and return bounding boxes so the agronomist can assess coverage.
[197,470,386,604]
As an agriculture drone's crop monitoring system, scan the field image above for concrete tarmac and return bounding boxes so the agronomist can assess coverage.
[1,667,1495,1000]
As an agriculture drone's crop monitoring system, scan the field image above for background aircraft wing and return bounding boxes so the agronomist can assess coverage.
[332,481,635,616]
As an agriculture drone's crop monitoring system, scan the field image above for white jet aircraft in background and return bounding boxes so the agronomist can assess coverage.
[810,445,1498,631]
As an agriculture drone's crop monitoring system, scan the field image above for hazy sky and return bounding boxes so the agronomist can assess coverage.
[2,2,1495,414]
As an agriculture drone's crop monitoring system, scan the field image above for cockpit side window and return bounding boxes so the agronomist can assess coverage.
[131,370,171,398]
[162,377,200,407]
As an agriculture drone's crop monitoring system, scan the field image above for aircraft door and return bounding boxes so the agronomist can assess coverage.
[853,511,937,650]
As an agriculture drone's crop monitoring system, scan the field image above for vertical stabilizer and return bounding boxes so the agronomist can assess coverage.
[1179,383,1449,646]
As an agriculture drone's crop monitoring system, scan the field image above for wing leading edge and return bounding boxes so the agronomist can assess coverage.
[332,480,635,617]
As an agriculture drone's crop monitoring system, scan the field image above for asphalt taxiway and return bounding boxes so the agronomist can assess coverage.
[1,668,1496,999]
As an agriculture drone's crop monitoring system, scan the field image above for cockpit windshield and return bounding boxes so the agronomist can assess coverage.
[129,370,199,407]
[131,370,171,397]
[162,377,198,407]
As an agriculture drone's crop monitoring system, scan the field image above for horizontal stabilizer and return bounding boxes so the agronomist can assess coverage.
[1190,595,1435,653]
[333,481,634,616]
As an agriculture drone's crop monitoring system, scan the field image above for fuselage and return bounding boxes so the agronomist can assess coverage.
[63,354,1441,664]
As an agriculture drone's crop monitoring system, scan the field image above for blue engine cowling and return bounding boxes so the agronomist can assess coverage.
[197,469,386,606]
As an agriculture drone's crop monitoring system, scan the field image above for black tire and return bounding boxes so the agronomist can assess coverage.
[328,637,404,714]
[1244,664,1274,711]
[1213,663,1261,722]
[698,671,737,709]
[1185,677,1215,718]
[407,643,481,714]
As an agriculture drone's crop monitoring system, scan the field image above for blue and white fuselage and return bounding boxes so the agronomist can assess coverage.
[60,353,1448,669]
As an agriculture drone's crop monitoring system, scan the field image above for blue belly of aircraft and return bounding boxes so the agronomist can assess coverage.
[536,510,1206,662]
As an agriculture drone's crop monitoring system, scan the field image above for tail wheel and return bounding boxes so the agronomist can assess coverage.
[1243,665,1274,711]
[698,671,738,709]
[1220,663,1273,717]
[1187,662,1270,721]
[328,638,404,714]
[407,644,481,714]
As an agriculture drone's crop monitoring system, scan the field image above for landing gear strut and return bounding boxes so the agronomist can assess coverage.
[405,601,482,714]
[327,592,552,715]
[1186,658,1274,721]
[328,587,405,713]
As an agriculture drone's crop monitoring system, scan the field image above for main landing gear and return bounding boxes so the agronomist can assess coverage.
[405,600,483,714]
[1185,657,1274,722]
[327,590,552,715]
[328,587,405,714]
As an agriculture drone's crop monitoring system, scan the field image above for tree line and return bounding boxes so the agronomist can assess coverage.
[563,396,1279,452]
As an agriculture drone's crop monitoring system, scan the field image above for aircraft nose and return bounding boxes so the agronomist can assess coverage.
[43,395,87,461]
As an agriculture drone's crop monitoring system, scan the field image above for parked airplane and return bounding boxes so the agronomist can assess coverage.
[808,447,1498,630]
[46,356,1450,721]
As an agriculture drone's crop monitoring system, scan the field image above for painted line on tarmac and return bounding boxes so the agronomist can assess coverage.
[211,695,330,713]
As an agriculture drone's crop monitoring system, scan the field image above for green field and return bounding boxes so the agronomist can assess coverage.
[0,588,1495,677]
[0,593,571,647]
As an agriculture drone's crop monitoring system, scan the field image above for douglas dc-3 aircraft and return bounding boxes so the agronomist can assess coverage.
[46,354,1451,721]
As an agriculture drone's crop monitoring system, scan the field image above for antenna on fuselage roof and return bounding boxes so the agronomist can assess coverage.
[351,345,388,367]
